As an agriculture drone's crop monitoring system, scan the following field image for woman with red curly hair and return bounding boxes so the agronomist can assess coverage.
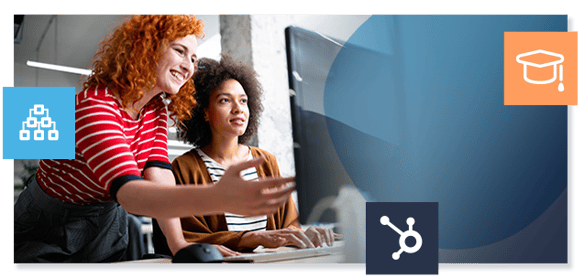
[14,15,294,263]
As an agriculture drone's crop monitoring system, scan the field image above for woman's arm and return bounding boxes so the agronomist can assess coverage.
[142,167,191,255]
[168,150,254,255]
[181,221,248,251]
[117,157,295,219]
[145,167,245,256]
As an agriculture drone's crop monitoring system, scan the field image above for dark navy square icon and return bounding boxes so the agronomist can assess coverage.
[366,202,438,275]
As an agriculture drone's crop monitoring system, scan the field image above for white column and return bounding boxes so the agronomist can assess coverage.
[220,15,295,178]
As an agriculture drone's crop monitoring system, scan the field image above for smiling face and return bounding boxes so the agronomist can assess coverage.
[204,79,250,140]
[153,34,198,95]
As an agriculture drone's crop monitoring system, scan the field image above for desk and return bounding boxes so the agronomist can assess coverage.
[122,241,344,264]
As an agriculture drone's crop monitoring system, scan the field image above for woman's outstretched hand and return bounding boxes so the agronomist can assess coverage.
[214,157,295,217]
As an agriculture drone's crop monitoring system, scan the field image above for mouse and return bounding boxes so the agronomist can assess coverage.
[172,243,224,263]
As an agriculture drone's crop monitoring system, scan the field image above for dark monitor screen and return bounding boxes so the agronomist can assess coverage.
[285,26,352,225]
[285,15,567,263]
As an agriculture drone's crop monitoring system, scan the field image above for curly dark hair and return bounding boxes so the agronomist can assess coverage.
[178,53,263,147]
[83,15,204,125]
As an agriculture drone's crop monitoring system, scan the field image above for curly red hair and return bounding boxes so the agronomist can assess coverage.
[83,15,204,125]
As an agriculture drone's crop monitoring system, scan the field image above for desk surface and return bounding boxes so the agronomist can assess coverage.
[124,241,344,264]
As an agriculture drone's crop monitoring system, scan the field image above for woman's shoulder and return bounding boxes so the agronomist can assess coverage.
[248,146,280,177]
[76,86,120,107]
[249,146,270,156]
[249,146,277,162]
[172,148,203,167]
[171,148,212,185]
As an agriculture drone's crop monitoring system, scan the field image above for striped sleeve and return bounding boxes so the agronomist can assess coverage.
[75,89,142,195]
[145,107,171,170]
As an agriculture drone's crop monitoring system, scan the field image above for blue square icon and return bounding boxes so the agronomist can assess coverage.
[366,202,438,275]
[3,87,75,159]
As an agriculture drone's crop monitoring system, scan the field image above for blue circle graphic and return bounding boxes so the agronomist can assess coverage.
[323,15,567,249]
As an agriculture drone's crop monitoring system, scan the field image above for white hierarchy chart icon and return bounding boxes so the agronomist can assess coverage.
[19,104,59,141]
[380,216,423,260]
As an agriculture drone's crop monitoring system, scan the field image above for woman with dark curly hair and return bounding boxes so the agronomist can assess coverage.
[14,16,294,263]
[171,54,338,256]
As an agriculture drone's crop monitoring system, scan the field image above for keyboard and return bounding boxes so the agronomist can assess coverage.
[223,241,344,263]
[122,241,344,264]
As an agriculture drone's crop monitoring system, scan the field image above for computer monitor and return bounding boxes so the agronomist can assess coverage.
[285,15,567,263]
[286,26,353,225]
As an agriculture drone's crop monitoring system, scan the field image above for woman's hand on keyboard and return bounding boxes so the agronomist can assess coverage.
[239,227,315,249]
[304,227,341,247]
[213,244,241,257]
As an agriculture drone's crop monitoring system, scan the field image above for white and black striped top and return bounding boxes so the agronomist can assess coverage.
[196,148,267,232]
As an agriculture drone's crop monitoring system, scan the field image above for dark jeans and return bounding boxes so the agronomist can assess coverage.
[14,177,128,263]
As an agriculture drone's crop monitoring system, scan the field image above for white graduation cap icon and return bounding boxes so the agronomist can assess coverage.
[516,49,565,92]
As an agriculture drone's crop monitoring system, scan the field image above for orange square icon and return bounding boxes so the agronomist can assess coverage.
[504,32,577,105]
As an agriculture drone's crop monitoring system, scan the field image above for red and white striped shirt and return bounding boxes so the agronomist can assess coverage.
[37,86,171,204]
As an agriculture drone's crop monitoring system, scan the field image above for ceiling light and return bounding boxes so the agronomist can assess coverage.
[26,60,92,76]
